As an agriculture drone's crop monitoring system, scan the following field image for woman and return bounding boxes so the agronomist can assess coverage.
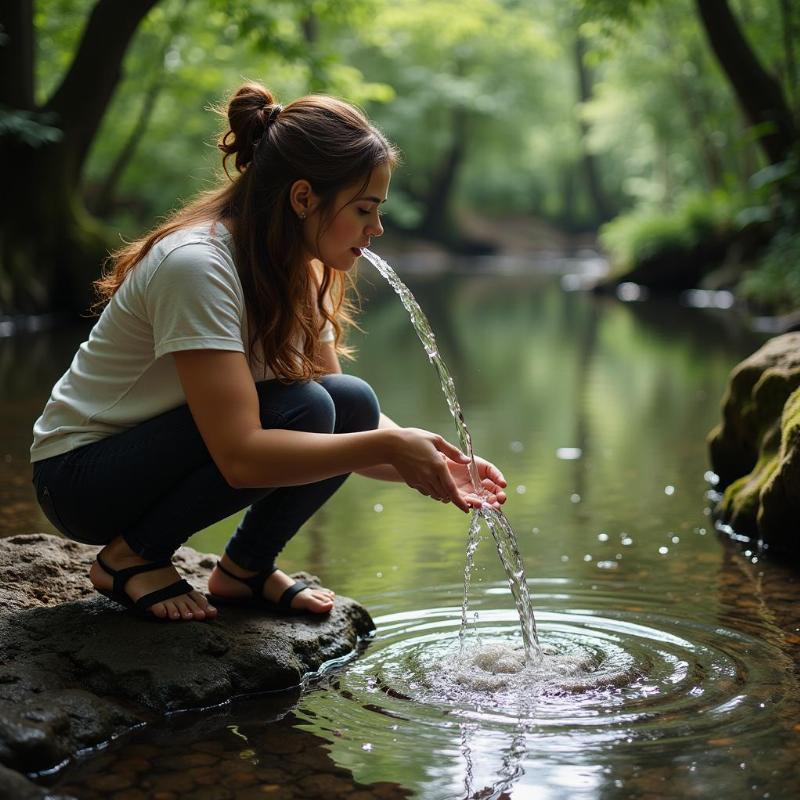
[30,82,507,622]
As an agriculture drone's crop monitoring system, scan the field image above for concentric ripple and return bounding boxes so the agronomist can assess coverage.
[301,579,795,745]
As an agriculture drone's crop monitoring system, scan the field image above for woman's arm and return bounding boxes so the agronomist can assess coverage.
[312,342,505,504]
[315,340,402,481]
[172,349,474,510]
[355,413,405,481]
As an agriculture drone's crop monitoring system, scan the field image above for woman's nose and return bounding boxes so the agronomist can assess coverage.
[369,216,384,237]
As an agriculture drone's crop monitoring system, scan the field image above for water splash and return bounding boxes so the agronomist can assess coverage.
[362,248,541,663]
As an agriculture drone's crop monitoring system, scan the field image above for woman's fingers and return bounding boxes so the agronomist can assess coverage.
[439,469,470,511]
[433,435,470,465]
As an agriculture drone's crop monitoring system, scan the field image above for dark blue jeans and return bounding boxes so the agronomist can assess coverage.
[32,375,380,571]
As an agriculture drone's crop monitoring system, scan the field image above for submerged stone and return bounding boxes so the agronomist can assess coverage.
[0,533,374,785]
[708,333,800,555]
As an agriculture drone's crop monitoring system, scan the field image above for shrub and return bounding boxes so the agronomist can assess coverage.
[599,190,736,274]
[739,230,800,312]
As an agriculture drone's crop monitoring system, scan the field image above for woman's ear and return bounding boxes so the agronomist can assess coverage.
[290,179,319,218]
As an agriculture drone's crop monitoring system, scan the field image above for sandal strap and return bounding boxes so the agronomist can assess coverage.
[278,579,309,610]
[215,560,275,596]
[133,579,195,611]
[96,554,172,597]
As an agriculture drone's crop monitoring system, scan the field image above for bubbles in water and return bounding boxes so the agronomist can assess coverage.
[665,485,676,496]
[556,447,582,460]
[414,632,639,705]
[704,470,720,486]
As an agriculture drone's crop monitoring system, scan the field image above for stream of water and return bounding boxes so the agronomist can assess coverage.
[362,249,541,668]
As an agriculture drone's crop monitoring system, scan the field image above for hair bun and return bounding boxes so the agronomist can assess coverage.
[217,82,280,173]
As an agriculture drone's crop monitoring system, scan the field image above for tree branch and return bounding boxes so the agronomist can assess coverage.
[695,0,796,165]
[43,0,161,181]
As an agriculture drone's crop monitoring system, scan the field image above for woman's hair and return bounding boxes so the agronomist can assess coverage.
[94,81,399,380]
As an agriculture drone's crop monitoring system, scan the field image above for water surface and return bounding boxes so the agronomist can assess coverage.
[4,264,799,799]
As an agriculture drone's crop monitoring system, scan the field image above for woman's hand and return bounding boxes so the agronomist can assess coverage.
[387,428,474,511]
[447,455,508,510]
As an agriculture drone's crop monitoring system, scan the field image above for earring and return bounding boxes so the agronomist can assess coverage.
[298,212,306,220]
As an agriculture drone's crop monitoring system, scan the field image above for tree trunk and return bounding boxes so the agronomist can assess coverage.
[574,34,615,224]
[418,106,468,243]
[90,0,189,215]
[695,0,797,165]
[0,0,34,110]
[0,0,160,314]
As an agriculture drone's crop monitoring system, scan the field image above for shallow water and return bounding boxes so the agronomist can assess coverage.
[4,264,800,798]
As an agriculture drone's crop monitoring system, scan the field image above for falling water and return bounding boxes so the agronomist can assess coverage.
[362,249,541,663]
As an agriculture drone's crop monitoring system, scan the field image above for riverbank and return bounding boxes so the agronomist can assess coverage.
[0,534,374,795]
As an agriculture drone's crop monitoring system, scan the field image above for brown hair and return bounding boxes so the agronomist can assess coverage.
[94,81,399,380]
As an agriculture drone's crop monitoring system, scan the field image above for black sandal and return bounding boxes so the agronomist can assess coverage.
[207,561,315,614]
[94,554,198,620]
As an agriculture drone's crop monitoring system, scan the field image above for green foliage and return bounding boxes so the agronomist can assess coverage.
[599,190,737,269]
[0,107,62,147]
[29,0,796,255]
[739,230,800,311]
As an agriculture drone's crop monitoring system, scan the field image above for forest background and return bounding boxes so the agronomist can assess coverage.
[1,0,798,315]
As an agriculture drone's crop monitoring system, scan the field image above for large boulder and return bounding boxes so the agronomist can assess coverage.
[0,533,374,786]
[708,333,800,554]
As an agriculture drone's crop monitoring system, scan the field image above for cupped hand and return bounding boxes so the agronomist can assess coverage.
[389,427,473,511]
[447,455,507,510]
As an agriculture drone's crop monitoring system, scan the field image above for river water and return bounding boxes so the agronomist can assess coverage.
[3,261,800,799]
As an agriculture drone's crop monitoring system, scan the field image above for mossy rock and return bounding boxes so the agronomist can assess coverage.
[709,333,800,555]
[758,388,800,552]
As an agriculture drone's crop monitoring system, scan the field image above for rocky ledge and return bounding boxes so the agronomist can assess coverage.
[0,533,374,798]
[708,332,800,556]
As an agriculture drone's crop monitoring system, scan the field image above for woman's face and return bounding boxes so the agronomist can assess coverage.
[305,163,391,271]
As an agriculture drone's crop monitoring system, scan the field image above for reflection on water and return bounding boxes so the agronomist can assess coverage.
[6,270,800,798]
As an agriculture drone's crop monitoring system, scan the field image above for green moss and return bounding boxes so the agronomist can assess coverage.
[712,339,800,553]
[719,449,781,532]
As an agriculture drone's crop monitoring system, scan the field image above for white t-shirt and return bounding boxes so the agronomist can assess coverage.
[31,222,334,462]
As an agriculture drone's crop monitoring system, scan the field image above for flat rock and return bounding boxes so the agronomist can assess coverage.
[0,533,374,781]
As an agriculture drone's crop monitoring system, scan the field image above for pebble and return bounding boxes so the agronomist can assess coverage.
[86,773,133,792]
[125,744,160,759]
[114,756,152,774]
[222,770,260,788]
[111,790,149,800]
[298,773,355,794]
[143,773,196,793]
[188,787,235,800]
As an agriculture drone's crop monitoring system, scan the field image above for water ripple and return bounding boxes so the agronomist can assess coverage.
[303,580,794,750]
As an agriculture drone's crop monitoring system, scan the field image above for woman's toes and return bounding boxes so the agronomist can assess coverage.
[186,595,208,620]
[176,599,195,620]
[190,596,215,619]
[150,602,168,619]
[311,590,334,608]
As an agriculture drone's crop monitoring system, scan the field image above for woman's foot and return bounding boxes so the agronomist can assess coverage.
[207,555,335,613]
[90,537,218,621]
